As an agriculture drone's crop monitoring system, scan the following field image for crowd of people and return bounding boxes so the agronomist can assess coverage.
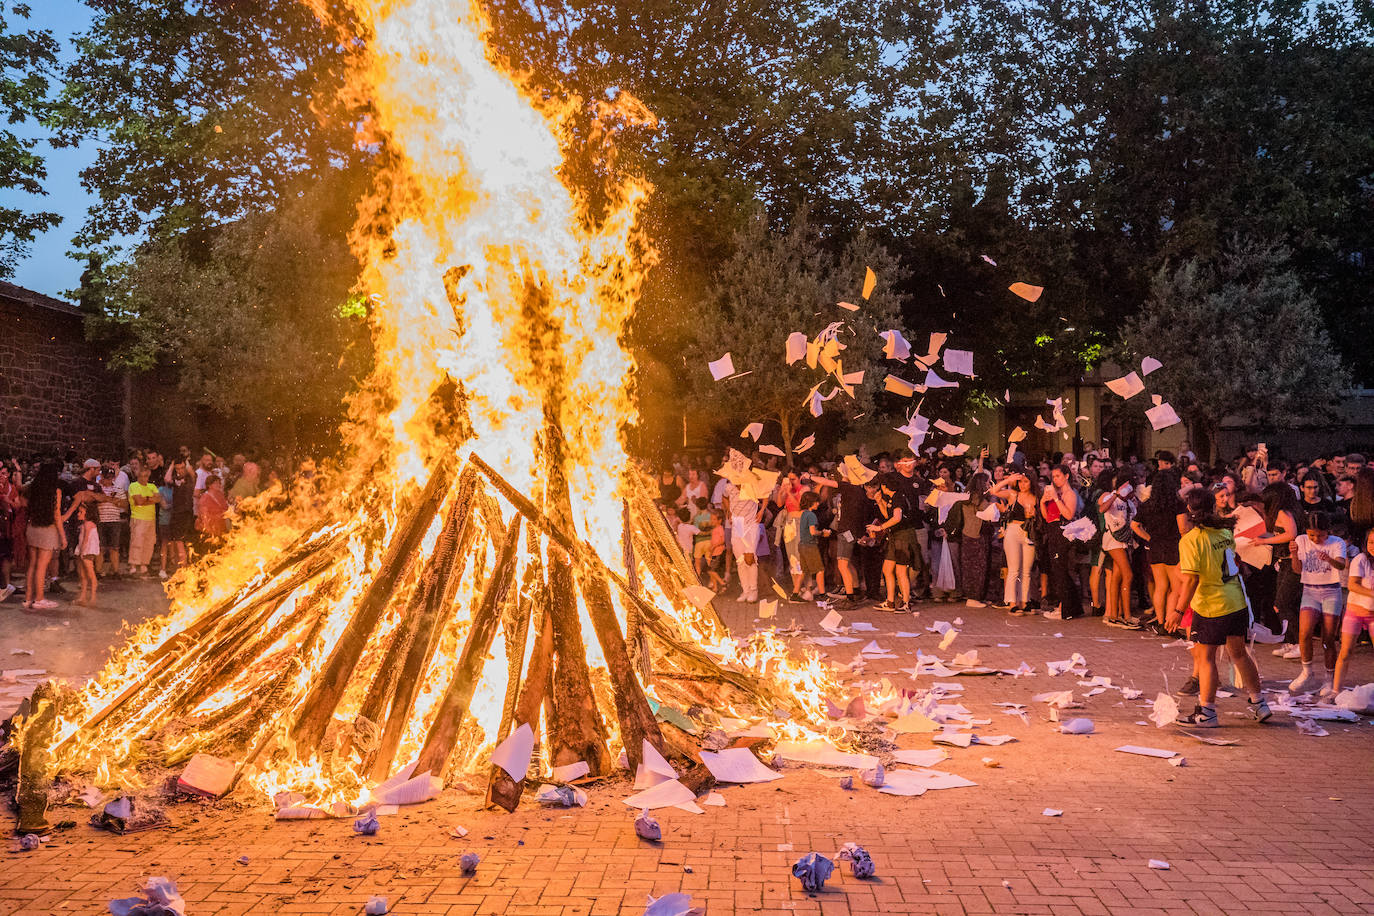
[0,448,274,610]
[657,442,1374,721]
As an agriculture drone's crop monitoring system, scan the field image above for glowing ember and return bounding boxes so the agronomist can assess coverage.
[21,0,837,813]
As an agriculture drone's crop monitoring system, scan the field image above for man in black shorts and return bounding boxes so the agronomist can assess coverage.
[866,473,917,611]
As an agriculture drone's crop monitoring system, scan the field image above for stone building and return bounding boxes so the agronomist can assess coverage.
[0,281,123,458]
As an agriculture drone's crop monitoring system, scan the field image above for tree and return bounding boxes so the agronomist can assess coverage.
[91,173,372,453]
[0,1,59,278]
[682,210,908,460]
[1117,238,1350,459]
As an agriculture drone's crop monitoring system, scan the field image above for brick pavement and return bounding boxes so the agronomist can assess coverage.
[4,595,1373,915]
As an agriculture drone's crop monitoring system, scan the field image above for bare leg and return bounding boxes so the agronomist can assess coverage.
[1193,643,1219,704]
[1223,636,1264,699]
[895,565,910,605]
[1332,631,1357,695]
[883,559,896,604]
[1321,613,1339,672]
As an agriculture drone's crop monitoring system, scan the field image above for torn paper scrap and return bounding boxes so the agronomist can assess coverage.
[623,779,696,809]
[943,349,974,377]
[773,739,878,771]
[683,584,716,609]
[819,610,843,631]
[1141,356,1162,375]
[758,444,785,458]
[891,749,948,767]
[885,374,917,397]
[644,892,702,916]
[758,599,777,619]
[890,711,940,734]
[1149,693,1179,728]
[786,331,808,365]
[1295,718,1329,737]
[881,329,912,361]
[862,267,877,299]
[741,422,764,441]
[1148,859,1171,870]
[1062,516,1098,541]
[552,761,590,782]
[838,300,859,311]
[1146,401,1182,431]
[699,748,783,784]
[1008,282,1043,302]
[934,419,965,435]
[924,368,958,389]
[708,353,735,381]
[1058,718,1095,734]
[1114,745,1178,759]
[1043,808,1063,817]
[1105,372,1145,399]
[794,434,816,454]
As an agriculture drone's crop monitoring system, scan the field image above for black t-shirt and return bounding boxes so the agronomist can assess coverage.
[887,472,925,530]
[170,472,196,517]
[658,481,682,506]
[835,481,870,536]
[878,475,918,532]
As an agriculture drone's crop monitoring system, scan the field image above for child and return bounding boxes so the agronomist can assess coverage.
[674,506,701,571]
[1334,529,1374,698]
[707,508,728,590]
[692,497,712,581]
[796,492,829,602]
[1289,511,1347,695]
[66,501,100,605]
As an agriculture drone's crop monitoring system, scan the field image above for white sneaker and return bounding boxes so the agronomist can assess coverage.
[1281,644,1302,659]
[965,599,988,608]
[0,584,15,603]
[1289,669,1322,694]
[1271,645,1290,656]
[32,598,59,610]
[1042,609,1064,620]
[159,570,169,580]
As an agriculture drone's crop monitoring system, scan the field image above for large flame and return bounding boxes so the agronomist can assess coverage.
[32,0,837,809]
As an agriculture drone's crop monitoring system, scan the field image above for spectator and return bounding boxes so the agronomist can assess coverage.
[127,464,160,577]
[197,475,230,541]
[96,466,127,576]
[166,458,196,572]
[23,460,65,610]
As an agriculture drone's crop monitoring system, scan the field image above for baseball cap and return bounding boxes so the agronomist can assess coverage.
[83,458,101,469]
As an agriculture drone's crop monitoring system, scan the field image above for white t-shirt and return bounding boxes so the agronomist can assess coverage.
[1294,534,1346,586]
[675,523,700,557]
[1347,552,1374,613]
[724,483,762,550]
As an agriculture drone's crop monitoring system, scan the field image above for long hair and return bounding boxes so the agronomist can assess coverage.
[1350,467,1374,529]
[1185,488,1235,530]
[1139,468,1184,523]
[26,460,61,522]
[1261,481,1302,529]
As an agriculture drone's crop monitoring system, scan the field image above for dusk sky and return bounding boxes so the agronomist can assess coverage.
[4,0,98,299]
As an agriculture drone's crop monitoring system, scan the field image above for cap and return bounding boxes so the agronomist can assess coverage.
[83,458,101,469]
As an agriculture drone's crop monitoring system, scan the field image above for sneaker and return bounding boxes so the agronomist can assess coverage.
[1104,618,1127,629]
[31,598,59,610]
[1025,600,1041,612]
[1289,669,1322,694]
[875,600,897,612]
[1271,645,1290,656]
[1247,698,1273,722]
[1177,676,1200,696]
[965,599,988,608]
[159,570,169,580]
[1280,644,1302,660]
[1317,685,1337,701]
[0,584,14,603]
[991,602,1012,610]
[1181,705,1219,728]
[1042,610,1064,620]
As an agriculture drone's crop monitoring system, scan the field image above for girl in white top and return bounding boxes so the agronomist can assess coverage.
[67,501,100,606]
[1097,470,1138,628]
[1288,510,1347,696]
[1334,529,1374,698]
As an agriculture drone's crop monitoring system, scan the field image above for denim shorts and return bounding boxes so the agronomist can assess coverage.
[1300,584,1343,616]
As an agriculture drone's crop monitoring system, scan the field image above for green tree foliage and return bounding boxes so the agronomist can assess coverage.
[0,1,59,278]
[92,173,372,451]
[682,210,907,459]
[1117,238,1349,455]
[52,0,364,252]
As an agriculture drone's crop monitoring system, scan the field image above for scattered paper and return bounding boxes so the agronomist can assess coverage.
[1059,718,1094,734]
[1008,426,1027,443]
[786,332,808,365]
[1105,372,1145,399]
[635,809,662,841]
[774,739,878,770]
[838,300,859,311]
[943,349,974,377]
[1063,516,1098,541]
[552,761,589,782]
[973,735,1017,746]
[892,749,948,767]
[1141,356,1162,375]
[933,731,973,748]
[1148,859,1170,870]
[794,434,816,454]
[758,444,785,458]
[1295,718,1329,737]
[881,329,912,361]
[1043,808,1063,817]
[365,896,389,915]
[976,503,1001,522]
[699,748,783,784]
[758,599,777,619]
[862,267,877,299]
[108,877,186,916]
[793,852,835,891]
[885,374,917,397]
[934,419,965,435]
[644,892,701,916]
[924,368,958,389]
[890,711,940,734]
[623,779,696,809]
[741,422,764,441]
[1149,693,1179,728]
[819,610,843,631]
[1115,745,1178,759]
[708,353,735,381]
[1146,401,1181,431]
[1008,282,1043,302]
[683,584,716,608]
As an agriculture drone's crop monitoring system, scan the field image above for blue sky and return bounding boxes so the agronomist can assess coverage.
[3,0,97,299]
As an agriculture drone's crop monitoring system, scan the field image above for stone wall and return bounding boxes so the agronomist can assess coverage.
[0,284,123,458]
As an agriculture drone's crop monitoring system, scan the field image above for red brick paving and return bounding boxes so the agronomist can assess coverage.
[4,597,1373,914]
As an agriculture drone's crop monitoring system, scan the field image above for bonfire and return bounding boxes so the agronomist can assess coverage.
[5,0,836,831]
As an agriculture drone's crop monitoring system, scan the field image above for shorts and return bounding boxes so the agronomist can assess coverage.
[26,524,61,552]
[1191,607,1250,645]
[98,521,121,551]
[708,551,726,575]
[1300,584,1343,616]
[1341,613,1374,637]
[885,528,918,567]
[693,539,711,560]
[835,535,856,561]
[799,544,823,576]
[169,514,195,541]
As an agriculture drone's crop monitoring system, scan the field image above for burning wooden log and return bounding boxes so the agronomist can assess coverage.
[15,683,60,834]
[292,461,458,752]
[411,514,523,780]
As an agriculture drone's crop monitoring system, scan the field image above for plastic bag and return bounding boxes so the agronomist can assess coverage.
[934,543,957,592]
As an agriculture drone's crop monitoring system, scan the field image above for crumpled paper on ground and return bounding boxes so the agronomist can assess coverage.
[353,813,380,835]
[837,842,875,877]
[644,892,702,916]
[536,784,588,806]
[460,853,480,875]
[792,852,835,891]
[108,877,185,916]
[634,809,662,841]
